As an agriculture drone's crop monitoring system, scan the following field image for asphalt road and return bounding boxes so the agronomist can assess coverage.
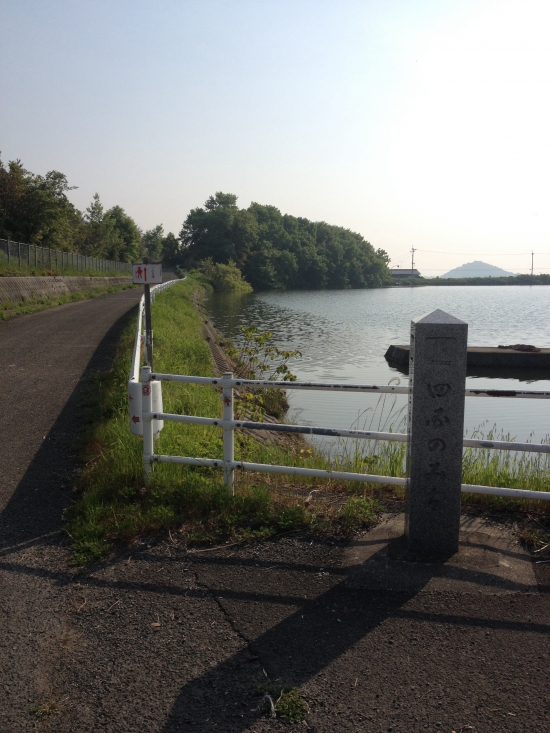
[0,289,142,731]
[0,289,549,733]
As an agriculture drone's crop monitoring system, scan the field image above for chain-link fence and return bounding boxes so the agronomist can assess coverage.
[0,239,132,274]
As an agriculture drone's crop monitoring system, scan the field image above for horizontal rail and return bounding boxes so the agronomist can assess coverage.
[145,412,550,454]
[148,373,550,399]
[144,412,408,442]
[150,374,409,394]
[462,438,550,454]
[150,455,550,500]
[460,483,550,501]
[152,455,408,485]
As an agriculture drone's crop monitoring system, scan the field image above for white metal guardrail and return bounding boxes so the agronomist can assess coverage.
[128,278,182,436]
[136,366,550,502]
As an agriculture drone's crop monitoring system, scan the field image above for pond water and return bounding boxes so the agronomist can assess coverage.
[204,285,550,451]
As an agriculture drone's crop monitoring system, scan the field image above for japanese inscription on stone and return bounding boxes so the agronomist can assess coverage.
[405,310,468,557]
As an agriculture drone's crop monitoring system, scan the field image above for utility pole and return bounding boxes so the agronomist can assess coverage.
[411,247,417,272]
[531,250,534,277]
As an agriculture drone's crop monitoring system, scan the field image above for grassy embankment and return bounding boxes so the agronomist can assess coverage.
[66,276,385,563]
[0,282,137,321]
[0,251,135,320]
[67,276,550,564]
[0,251,128,279]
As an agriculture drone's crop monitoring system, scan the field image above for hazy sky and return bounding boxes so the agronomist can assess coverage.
[2,0,550,276]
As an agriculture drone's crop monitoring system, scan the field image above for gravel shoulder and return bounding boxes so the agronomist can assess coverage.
[1,290,548,733]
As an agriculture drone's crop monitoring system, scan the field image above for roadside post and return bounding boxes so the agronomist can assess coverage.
[132,258,162,368]
[221,372,235,493]
[141,365,153,481]
[406,309,468,558]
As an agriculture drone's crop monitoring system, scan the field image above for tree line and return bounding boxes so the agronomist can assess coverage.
[0,155,179,263]
[180,192,390,290]
[1,157,391,289]
[402,274,550,287]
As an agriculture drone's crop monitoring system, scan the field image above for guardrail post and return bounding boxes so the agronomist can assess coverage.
[406,309,468,558]
[141,365,154,484]
[222,371,235,493]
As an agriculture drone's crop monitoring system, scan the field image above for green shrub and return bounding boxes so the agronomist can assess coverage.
[198,257,252,292]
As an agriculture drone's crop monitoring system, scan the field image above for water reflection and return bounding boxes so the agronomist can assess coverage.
[386,356,550,383]
[204,286,550,444]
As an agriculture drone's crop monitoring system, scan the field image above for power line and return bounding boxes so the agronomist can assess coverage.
[411,249,548,256]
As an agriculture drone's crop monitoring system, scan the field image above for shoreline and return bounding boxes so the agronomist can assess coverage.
[193,286,304,450]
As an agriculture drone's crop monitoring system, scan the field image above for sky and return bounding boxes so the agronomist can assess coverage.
[2,0,550,276]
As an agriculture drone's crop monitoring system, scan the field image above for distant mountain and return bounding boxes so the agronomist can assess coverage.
[441,260,516,279]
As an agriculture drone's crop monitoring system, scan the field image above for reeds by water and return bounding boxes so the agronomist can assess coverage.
[328,384,550,512]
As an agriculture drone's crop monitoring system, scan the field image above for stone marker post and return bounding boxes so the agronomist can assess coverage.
[406,309,468,558]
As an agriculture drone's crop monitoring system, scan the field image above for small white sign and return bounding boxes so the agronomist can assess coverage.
[132,263,162,284]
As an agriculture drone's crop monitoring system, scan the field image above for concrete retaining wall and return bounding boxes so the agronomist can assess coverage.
[0,276,132,305]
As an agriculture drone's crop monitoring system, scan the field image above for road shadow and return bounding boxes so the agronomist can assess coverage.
[157,534,543,732]
[0,530,546,730]
[0,305,138,552]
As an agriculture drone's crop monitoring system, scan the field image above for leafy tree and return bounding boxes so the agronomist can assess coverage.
[142,224,164,260]
[180,192,257,268]
[205,192,238,210]
[198,257,253,292]
[180,192,391,291]
[105,206,142,262]
[0,155,81,249]
[160,232,182,264]
[80,194,123,258]
[0,154,157,264]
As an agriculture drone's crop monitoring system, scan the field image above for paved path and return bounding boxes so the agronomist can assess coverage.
[1,290,549,733]
[0,290,142,731]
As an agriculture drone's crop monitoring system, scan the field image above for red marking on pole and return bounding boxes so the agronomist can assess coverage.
[144,266,148,282]
[224,397,231,406]
[142,384,151,396]
[132,415,140,424]
[128,394,133,401]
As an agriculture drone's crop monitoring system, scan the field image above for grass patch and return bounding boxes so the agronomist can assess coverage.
[254,683,309,721]
[331,401,550,515]
[461,424,550,511]
[0,249,128,278]
[66,275,384,564]
[0,283,136,321]
[30,700,61,717]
